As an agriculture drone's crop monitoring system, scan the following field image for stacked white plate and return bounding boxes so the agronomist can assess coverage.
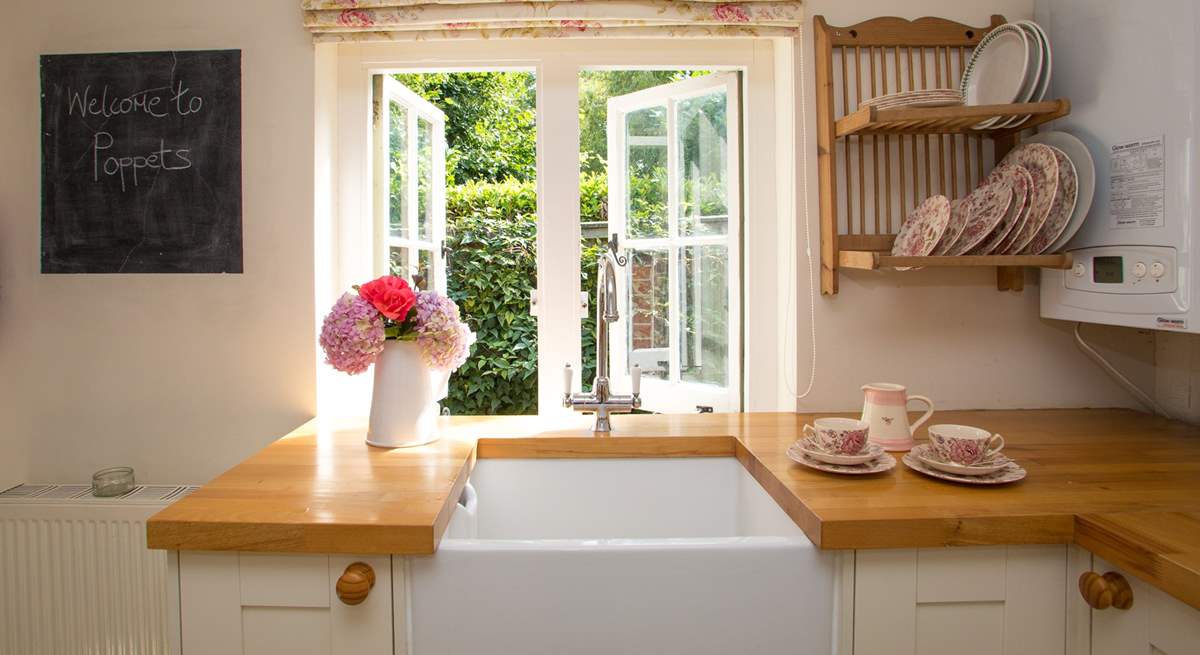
[924,130,1095,256]
[861,88,963,110]
[960,20,1052,128]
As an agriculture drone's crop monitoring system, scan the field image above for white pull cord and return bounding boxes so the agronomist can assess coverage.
[786,24,818,402]
[1073,322,1172,419]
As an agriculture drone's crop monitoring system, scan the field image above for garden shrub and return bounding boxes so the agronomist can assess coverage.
[444,175,607,415]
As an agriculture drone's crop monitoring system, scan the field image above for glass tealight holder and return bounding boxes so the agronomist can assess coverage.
[92,466,135,497]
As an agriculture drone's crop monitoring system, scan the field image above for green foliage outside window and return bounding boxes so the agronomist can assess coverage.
[443,175,607,415]
[392,70,722,415]
[393,72,537,185]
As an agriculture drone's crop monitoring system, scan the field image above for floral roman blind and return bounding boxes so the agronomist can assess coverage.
[302,0,803,42]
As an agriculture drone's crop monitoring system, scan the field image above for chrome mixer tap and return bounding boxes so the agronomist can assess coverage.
[563,234,642,432]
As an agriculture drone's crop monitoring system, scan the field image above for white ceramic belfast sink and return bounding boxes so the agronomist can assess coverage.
[407,458,835,655]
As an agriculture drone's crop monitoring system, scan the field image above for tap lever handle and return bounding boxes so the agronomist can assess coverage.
[631,364,641,395]
[563,364,574,396]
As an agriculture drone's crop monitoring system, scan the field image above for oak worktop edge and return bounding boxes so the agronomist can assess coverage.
[147,410,1200,573]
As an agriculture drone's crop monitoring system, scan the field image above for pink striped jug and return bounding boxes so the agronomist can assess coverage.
[860,383,934,452]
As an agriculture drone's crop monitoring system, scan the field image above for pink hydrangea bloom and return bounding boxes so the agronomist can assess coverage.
[413,291,476,371]
[319,292,386,374]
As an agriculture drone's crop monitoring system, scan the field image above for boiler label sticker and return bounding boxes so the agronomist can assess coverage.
[1110,135,1165,229]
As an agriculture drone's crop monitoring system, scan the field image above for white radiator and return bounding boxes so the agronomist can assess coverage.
[0,484,196,655]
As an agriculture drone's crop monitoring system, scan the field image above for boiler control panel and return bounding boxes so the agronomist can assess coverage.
[1063,245,1178,295]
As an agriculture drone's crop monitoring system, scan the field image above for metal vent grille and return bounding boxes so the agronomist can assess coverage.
[0,483,199,505]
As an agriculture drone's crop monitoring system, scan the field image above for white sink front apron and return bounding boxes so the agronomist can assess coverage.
[407,457,835,655]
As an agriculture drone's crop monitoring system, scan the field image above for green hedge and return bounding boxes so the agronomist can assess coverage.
[443,175,606,415]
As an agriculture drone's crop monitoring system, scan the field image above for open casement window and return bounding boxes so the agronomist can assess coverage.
[606,72,742,413]
[372,75,447,292]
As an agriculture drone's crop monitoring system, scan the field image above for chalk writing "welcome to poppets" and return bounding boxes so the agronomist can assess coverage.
[66,80,203,192]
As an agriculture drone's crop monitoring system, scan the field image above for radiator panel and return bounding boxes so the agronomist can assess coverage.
[0,495,183,654]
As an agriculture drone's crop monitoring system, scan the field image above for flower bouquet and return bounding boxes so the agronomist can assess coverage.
[320,275,474,447]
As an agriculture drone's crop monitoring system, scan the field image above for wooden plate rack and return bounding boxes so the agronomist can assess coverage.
[814,15,1074,295]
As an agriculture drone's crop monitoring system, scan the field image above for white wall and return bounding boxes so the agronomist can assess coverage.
[793,0,1154,412]
[1154,332,1200,422]
[0,0,316,487]
[0,0,1172,493]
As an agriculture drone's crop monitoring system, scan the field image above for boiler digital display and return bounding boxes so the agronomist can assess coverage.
[1093,256,1124,284]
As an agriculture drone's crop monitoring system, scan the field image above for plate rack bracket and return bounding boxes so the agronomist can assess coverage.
[813,14,1073,294]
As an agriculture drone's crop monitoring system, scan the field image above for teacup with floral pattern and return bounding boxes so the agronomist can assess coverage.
[803,418,870,456]
[927,424,1005,466]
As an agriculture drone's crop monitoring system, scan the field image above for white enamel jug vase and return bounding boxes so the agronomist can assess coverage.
[860,383,934,451]
[367,340,451,448]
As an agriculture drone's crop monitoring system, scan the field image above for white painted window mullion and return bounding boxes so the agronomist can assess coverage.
[665,96,681,386]
[405,106,419,279]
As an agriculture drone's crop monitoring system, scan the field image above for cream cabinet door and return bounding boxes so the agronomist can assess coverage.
[178,552,392,655]
[850,545,1068,655]
[1088,556,1200,655]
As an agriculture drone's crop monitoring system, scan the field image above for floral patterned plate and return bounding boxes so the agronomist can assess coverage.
[948,181,1013,255]
[995,143,1058,253]
[1022,142,1079,254]
[932,198,971,255]
[912,443,1011,476]
[902,446,1026,485]
[972,165,1032,255]
[787,444,897,475]
[892,195,951,258]
[1028,130,1094,254]
[798,437,886,465]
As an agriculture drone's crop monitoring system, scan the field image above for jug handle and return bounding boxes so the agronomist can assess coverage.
[907,395,935,435]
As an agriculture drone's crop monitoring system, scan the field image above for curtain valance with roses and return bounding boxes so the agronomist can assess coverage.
[302,1,803,42]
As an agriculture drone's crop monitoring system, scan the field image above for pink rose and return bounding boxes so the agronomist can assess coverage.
[712,4,750,23]
[358,275,416,321]
[336,9,374,28]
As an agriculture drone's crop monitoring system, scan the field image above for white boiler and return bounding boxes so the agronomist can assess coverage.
[1038,0,1200,333]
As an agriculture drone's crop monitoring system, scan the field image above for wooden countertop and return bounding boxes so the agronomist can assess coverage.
[147,409,1200,560]
[1075,511,1200,610]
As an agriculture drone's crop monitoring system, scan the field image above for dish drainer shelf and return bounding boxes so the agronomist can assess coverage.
[814,14,1072,294]
[836,99,1070,137]
[839,251,1073,271]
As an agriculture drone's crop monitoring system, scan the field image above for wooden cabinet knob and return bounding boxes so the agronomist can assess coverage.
[336,562,376,606]
[1078,571,1133,610]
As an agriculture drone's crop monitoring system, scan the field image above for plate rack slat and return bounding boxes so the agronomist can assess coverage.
[813,14,1074,295]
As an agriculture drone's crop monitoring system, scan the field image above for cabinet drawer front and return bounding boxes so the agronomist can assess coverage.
[179,552,393,655]
[1091,556,1200,655]
[916,547,1007,603]
[852,546,1067,655]
[1149,588,1200,654]
[240,553,331,608]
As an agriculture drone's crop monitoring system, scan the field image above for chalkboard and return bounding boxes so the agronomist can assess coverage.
[41,50,242,273]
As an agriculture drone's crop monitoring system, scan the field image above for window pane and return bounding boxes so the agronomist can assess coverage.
[415,248,433,291]
[417,117,433,241]
[389,101,409,239]
[625,106,668,239]
[677,91,729,236]
[627,248,670,380]
[679,245,728,386]
[389,246,411,279]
